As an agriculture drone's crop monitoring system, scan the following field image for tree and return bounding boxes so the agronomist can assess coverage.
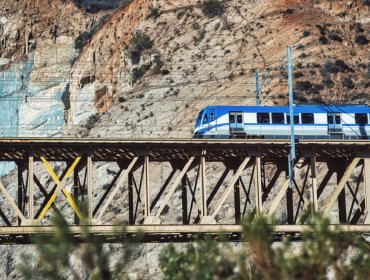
[160,212,370,280]
[18,213,129,280]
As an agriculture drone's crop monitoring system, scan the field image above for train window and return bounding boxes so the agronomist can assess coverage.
[257,113,270,124]
[335,114,341,124]
[271,113,284,124]
[204,114,208,124]
[301,113,314,124]
[355,113,368,125]
[210,112,215,122]
[286,115,299,124]
[237,113,243,123]
[229,113,235,123]
[196,110,203,126]
[327,113,333,124]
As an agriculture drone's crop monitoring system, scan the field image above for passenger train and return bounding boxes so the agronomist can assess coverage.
[193,105,370,139]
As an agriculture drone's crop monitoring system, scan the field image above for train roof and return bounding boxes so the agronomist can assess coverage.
[202,104,370,114]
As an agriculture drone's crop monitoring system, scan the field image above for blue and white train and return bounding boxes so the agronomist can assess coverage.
[193,105,370,139]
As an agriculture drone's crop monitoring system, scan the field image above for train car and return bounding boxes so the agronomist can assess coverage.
[193,104,370,139]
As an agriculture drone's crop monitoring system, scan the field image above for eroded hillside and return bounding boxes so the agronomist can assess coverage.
[66,0,370,139]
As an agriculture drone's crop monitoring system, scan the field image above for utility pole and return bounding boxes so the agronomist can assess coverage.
[255,70,260,106]
[287,46,295,189]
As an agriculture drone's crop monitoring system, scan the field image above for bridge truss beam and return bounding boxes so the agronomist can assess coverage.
[0,139,369,243]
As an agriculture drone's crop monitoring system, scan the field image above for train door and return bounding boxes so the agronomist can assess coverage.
[229,111,244,137]
[327,113,343,134]
[208,108,216,133]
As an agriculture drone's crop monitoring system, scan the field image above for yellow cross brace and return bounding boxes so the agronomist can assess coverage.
[38,156,83,220]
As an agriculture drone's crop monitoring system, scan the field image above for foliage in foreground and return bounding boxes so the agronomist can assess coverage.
[17,211,370,280]
[18,213,128,280]
[160,213,370,280]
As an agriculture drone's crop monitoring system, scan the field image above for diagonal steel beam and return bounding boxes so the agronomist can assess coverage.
[96,157,138,222]
[268,179,290,215]
[38,157,82,220]
[323,158,361,216]
[210,157,250,219]
[154,157,195,222]
[0,181,26,223]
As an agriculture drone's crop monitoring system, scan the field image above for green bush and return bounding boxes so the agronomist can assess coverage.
[160,212,370,280]
[130,30,153,53]
[201,0,226,17]
[131,64,151,84]
[147,5,161,19]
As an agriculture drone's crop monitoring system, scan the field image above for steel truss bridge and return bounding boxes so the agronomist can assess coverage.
[0,138,369,243]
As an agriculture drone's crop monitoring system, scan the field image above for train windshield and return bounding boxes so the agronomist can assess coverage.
[196,110,204,127]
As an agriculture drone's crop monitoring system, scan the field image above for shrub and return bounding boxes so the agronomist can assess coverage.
[302,30,311,37]
[319,36,329,44]
[342,77,355,89]
[355,35,369,45]
[201,0,226,17]
[294,72,304,79]
[328,32,343,42]
[131,64,151,84]
[130,30,153,53]
[160,213,370,280]
[147,5,161,19]
[118,96,126,103]
[320,59,353,78]
[152,55,164,74]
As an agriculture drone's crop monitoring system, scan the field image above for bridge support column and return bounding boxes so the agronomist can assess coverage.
[311,156,318,212]
[128,172,134,225]
[364,159,370,224]
[86,155,93,221]
[27,155,34,221]
[73,167,79,225]
[143,156,151,223]
[182,176,188,224]
[254,157,263,214]
[337,162,347,224]
[234,170,241,224]
[17,162,24,225]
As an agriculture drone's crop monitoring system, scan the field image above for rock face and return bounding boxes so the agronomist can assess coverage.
[0,0,369,278]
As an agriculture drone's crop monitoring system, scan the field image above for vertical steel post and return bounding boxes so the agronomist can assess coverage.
[311,156,318,212]
[144,156,150,218]
[182,176,188,224]
[364,159,370,224]
[200,153,207,217]
[287,46,295,189]
[73,168,79,224]
[128,172,134,224]
[27,155,34,220]
[86,155,93,221]
[254,157,263,214]
[234,169,241,224]
[17,163,23,225]
[255,70,260,106]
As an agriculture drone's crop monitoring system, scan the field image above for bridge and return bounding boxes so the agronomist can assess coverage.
[0,138,369,243]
